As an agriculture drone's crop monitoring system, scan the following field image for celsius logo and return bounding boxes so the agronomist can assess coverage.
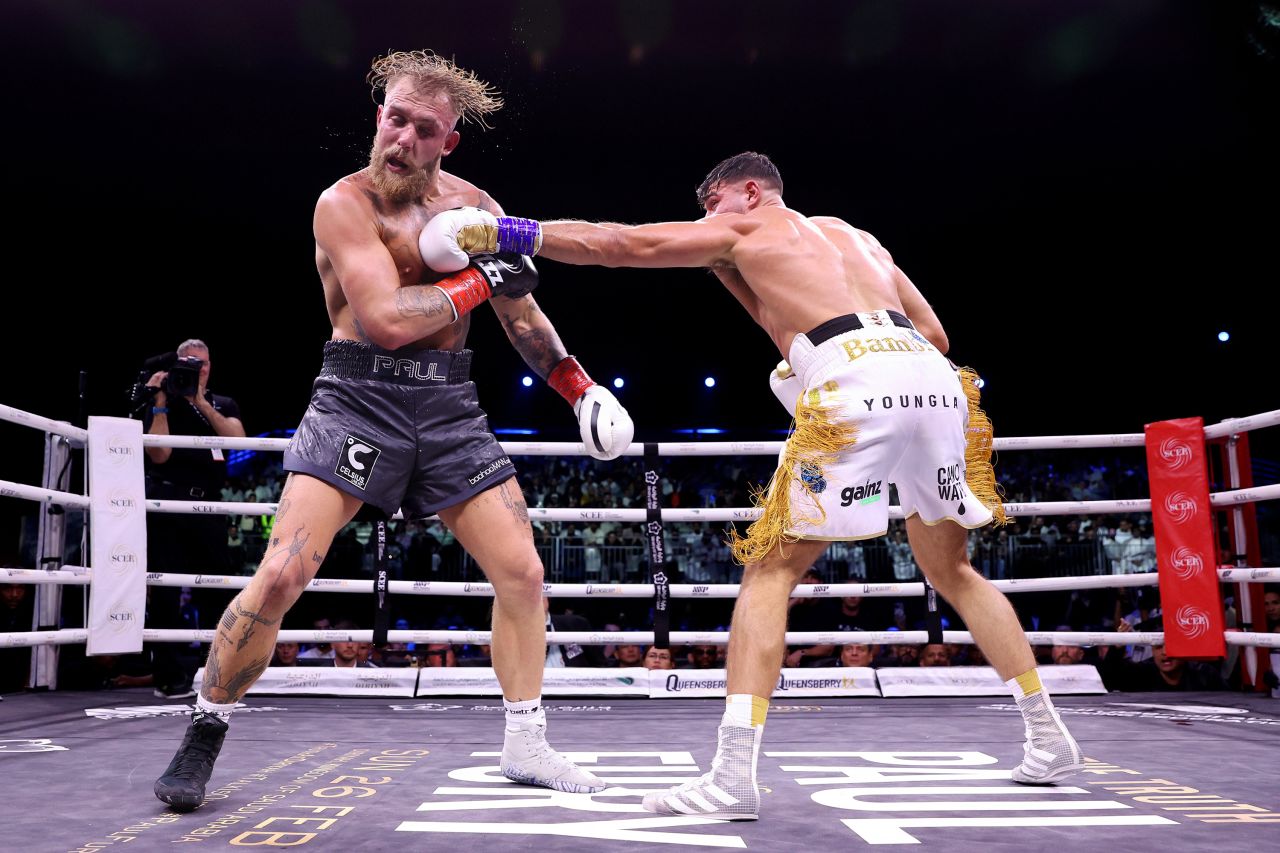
[334,433,382,491]
[1171,547,1204,580]
[1164,492,1197,524]
[1175,605,1210,639]
[1159,438,1193,471]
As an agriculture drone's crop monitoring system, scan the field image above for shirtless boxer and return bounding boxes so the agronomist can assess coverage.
[420,151,1083,819]
[153,51,632,811]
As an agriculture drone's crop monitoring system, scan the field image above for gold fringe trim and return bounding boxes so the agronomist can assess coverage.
[728,397,857,565]
[957,366,1008,525]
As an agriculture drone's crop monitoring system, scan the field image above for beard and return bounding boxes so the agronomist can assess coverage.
[367,141,433,204]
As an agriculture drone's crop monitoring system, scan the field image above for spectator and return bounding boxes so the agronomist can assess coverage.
[687,645,720,669]
[919,644,951,667]
[273,642,300,666]
[1263,585,1280,632]
[837,643,876,668]
[643,646,676,670]
[546,598,607,667]
[142,339,246,576]
[785,568,839,666]
[1,583,33,692]
[1051,626,1085,665]
[419,643,456,668]
[610,644,644,667]
[299,617,335,659]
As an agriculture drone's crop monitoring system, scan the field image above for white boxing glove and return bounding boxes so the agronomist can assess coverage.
[575,385,634,461]
[418,207,498,273]
[769,360,804,416]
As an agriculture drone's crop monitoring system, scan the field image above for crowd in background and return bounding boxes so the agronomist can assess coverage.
[7,447,1277,697]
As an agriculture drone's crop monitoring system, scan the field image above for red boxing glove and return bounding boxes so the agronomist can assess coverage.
[547,356,596,406]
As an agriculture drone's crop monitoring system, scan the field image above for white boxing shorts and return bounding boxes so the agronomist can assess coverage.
[776,310,994,542]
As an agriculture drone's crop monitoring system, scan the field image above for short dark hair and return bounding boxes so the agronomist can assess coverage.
[696,151,783,206]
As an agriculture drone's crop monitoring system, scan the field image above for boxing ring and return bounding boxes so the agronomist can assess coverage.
[2,402,1279,850]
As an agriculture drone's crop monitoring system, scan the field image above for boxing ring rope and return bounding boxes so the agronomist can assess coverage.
[1,403,1278,676]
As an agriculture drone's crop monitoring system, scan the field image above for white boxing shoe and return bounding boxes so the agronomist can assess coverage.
[641,724,760,820]
[500,725,606,793]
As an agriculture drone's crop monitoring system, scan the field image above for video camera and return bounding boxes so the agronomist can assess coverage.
[127,351,205,413]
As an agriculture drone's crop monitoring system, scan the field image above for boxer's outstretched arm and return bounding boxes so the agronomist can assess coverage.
[539,217,746,269]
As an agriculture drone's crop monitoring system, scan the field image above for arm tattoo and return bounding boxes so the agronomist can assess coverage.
[502,312,567,379]
[396,286,452,320]
[498,480,531,527]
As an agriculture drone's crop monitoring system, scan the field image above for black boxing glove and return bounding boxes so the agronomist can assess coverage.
[433,252,539,322]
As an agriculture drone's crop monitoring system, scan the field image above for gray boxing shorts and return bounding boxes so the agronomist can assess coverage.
[284,340,517,519]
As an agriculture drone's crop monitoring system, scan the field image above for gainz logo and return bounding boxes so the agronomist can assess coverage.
[1171,547,1204,580]
[1175,605,1210,639]
[1164,491,1197,524]
[841,479,882,507]
[1159,438,1193,471]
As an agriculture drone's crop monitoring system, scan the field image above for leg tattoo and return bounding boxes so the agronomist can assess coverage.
[498,480,531,527]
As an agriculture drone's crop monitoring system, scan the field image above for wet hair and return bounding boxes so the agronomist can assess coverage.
[696,151,783,207]
[367,50,502,129]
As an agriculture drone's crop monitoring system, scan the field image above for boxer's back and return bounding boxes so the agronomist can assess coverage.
[729,207,906,356]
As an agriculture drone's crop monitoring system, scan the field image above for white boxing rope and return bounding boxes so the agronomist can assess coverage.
[0,403,88,444]
[6,568,1262,597]
[1209,482,1280,508]
[133,629,1169,647]
[0,479,91,509]
[1225,632,1280,649]
[1217,567,1280,582]
[9,626,1278,650]
[0,629,88,647]
[142,434,288,452]
[1202,408,1280,440]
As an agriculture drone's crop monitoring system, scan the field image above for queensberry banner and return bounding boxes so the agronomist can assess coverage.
[650,668,880,698]
[416,667,650,697]
[196,666,418,697]
[877,665,1105,697]
[1145,417,1226,658]
[86,417,147,656]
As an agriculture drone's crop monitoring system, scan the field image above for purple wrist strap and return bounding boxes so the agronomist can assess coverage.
[496,217,541,256]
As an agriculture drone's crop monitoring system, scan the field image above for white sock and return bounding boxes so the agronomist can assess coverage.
[195,695,237,724]
[504,697,546,730]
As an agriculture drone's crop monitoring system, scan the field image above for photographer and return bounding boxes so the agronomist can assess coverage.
[140,339,245,697]
[142,338,244,573]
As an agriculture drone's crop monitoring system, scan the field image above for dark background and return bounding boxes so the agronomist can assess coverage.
[2,1,1277,547]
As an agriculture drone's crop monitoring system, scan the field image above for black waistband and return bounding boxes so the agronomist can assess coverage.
[319,341,472,385]
[806,311,914,347]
